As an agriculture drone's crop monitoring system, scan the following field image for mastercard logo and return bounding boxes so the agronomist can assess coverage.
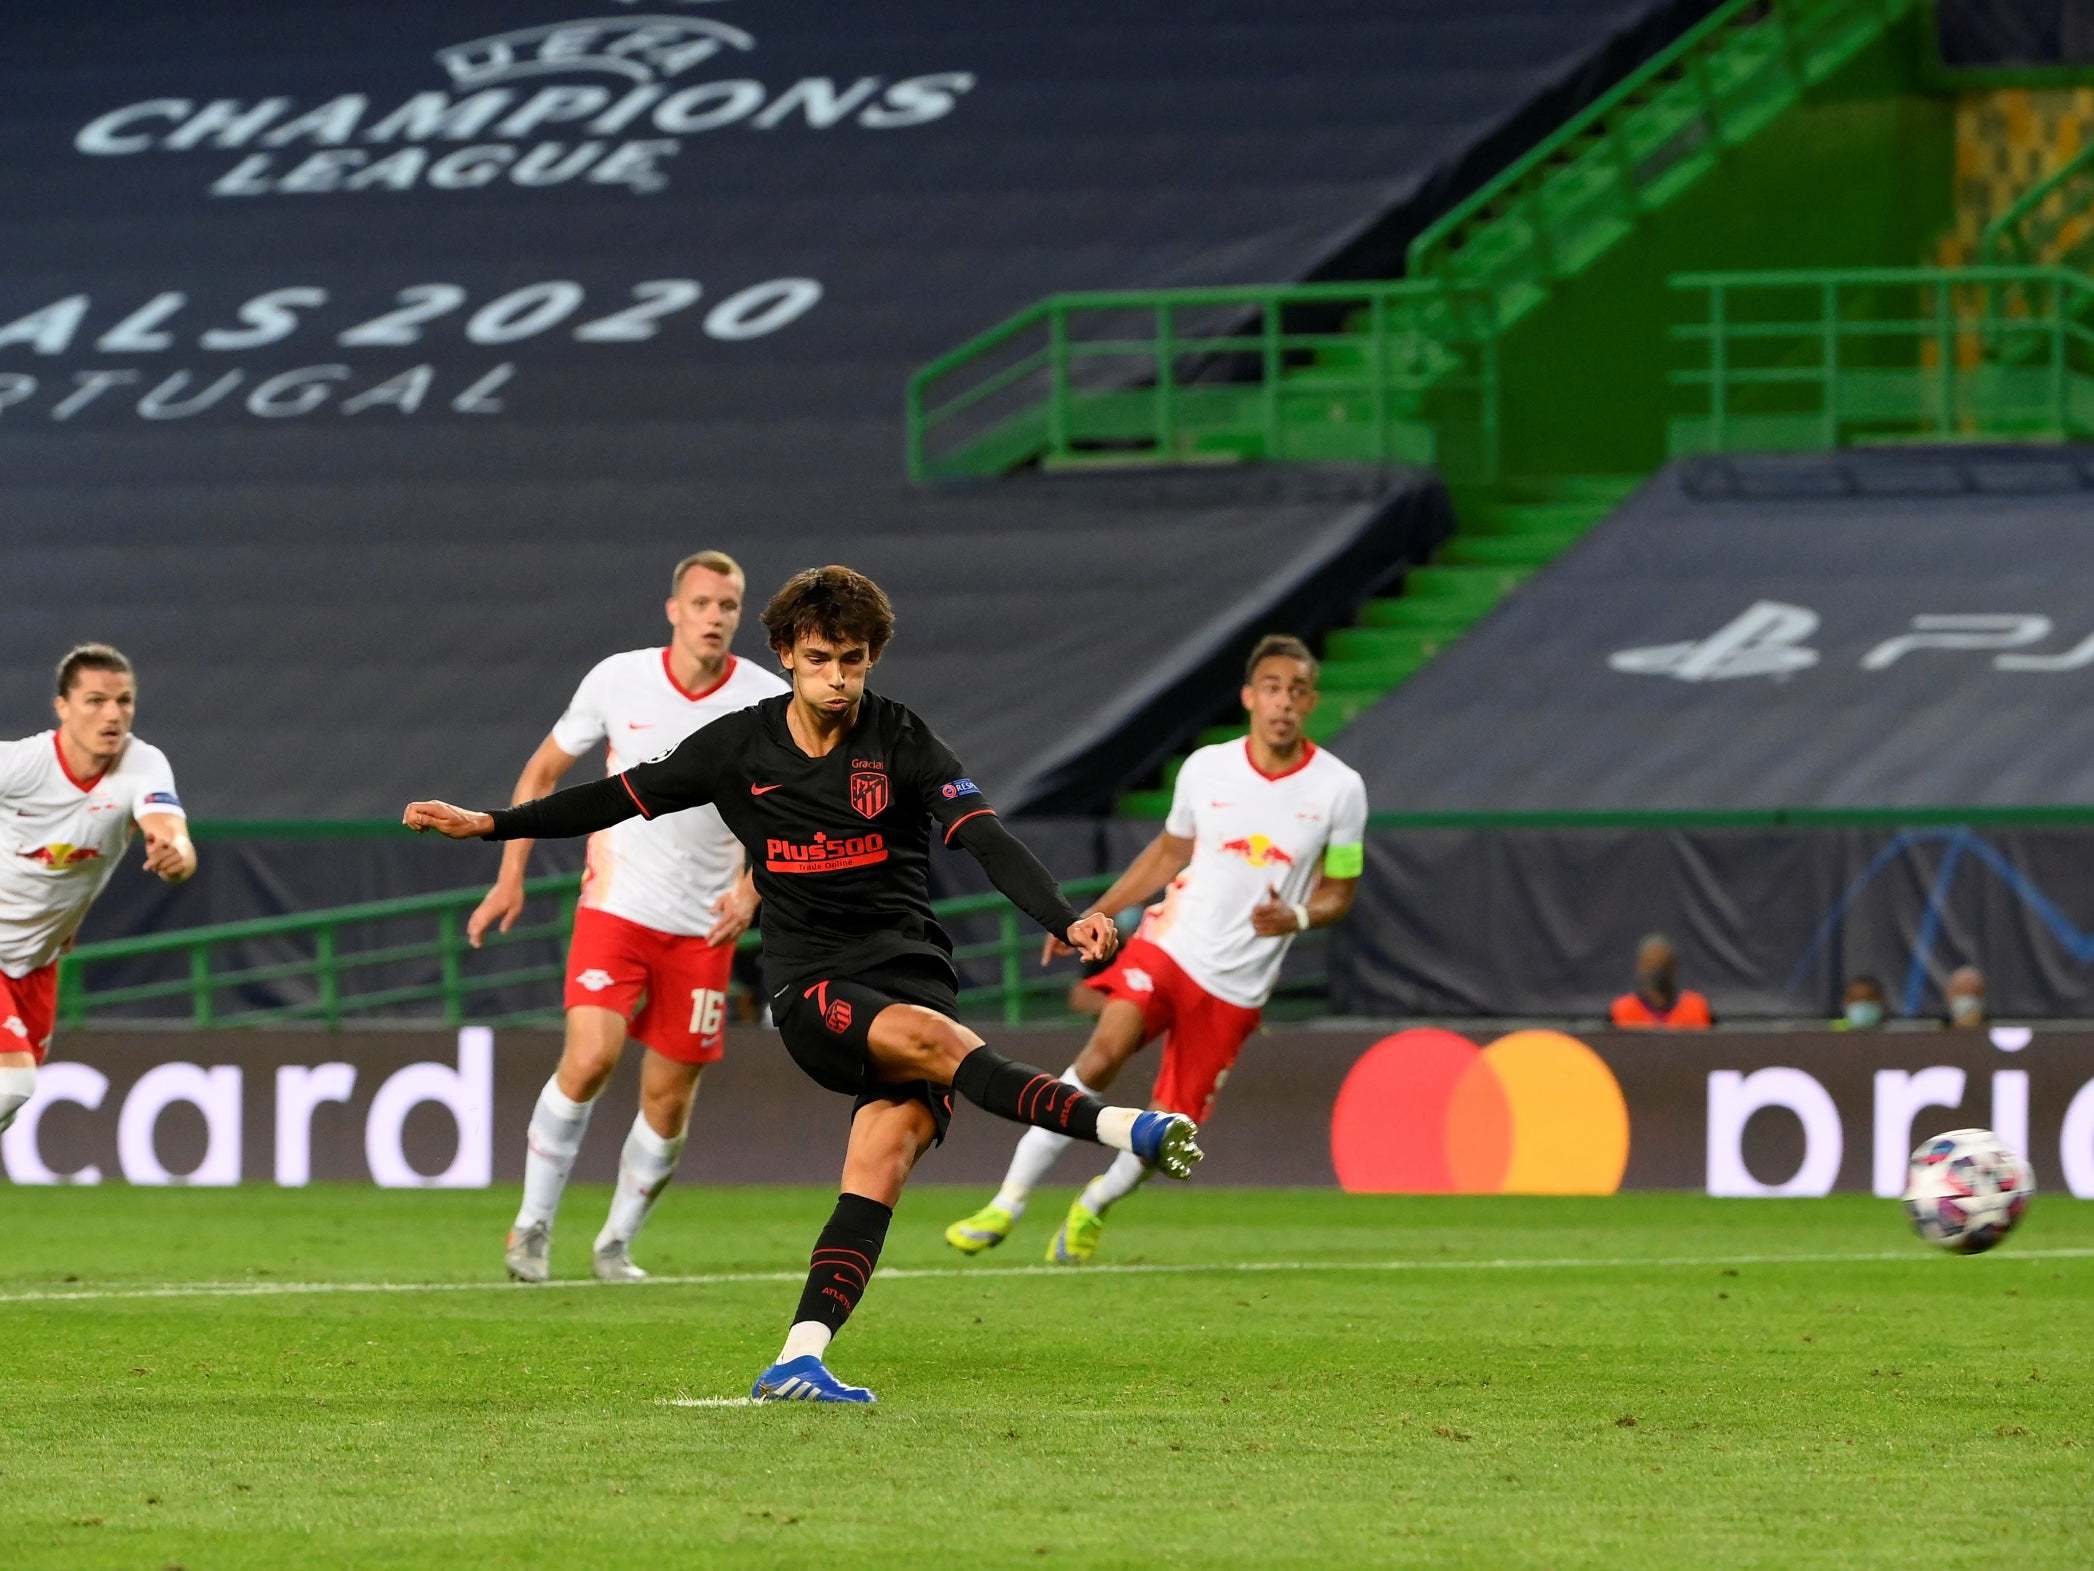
[1330,1028,1629,1194]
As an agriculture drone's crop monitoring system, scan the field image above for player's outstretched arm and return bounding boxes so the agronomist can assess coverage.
[1040,830,1192,963]
[404,770,641,843]
[403,801,498,838]
[407,720,723,846]
[948,813,1116,962]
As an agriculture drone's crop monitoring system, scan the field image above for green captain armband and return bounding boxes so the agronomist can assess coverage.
[1323,842,1364,879]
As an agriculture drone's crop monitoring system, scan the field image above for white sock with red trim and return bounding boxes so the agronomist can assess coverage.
[516,1079,593,1231]
[0,1066,34,1135]
[1079,1150,1150,1217]
[990,1067,1093,1214]
[596,1114,685,1251]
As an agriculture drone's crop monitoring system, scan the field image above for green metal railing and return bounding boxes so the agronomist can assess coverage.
[58,872,1117,1032]
[906,281,1502,483]
[1668,265,2094,453]
[1409,0,1914,319]
[904,0,1912,486]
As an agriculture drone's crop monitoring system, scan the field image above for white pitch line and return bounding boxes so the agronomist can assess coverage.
[658,1397,759,1408]
[2,1246,2090,1307]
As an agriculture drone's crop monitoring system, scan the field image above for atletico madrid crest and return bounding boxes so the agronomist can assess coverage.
[849,771,889,820]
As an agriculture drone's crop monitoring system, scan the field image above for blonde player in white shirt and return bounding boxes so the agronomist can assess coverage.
[1,644,196,1134]
[946,635,1367,1263]
[466,551,787,1284]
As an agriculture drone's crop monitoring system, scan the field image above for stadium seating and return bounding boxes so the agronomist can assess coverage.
[1,0,1718,826]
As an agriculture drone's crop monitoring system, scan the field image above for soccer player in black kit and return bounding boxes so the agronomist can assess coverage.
[405,566,1202,1403]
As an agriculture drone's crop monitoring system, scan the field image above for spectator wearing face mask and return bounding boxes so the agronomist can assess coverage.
[1943,965,1988,1029]
[1610,933,1713,1029]
[1832,974,1886,1031]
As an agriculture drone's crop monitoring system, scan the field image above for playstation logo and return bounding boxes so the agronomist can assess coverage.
[1608,600,1820,682]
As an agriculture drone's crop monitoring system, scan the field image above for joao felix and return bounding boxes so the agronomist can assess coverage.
[405,565,1201,1403]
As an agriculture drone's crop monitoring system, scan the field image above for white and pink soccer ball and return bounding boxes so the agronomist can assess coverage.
[1902,1128,2034,1255]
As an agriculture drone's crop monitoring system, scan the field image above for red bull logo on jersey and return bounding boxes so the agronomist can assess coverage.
[765,831,887,874]
[18,843,104,870]
[1216,834,1294,870]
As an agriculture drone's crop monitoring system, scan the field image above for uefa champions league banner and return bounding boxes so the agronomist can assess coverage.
[7,1027,2094,1198]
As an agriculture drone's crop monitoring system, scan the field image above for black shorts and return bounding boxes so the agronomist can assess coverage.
[774,955,961,1143]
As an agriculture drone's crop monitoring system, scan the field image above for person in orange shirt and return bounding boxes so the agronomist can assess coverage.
[1610,934,1713,1028]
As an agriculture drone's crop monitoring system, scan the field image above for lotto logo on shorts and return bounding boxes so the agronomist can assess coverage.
[574,968,614,992]
[824,999,853,1034]
[1121,968,1155,994]
[1,1015,26,1040]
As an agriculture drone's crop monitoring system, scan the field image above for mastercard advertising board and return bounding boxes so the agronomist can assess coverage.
[9,1026,2094,1196]
[1330,1029,1631,1195]
[1321,1027,2094,1199]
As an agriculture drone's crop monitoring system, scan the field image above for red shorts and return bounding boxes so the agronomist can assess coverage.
[1083,937,1260,1123]
[563,906,734,1064]
[0,963,58,1065]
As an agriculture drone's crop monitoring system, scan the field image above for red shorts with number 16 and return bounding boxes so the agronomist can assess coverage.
[564,906,733,1064]
[1082,937,1260,1124]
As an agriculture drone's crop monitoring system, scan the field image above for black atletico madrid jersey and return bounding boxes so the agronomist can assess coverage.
[615,691,994,993]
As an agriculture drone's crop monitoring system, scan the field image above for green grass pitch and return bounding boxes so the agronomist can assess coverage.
[8,1185,2091,1569]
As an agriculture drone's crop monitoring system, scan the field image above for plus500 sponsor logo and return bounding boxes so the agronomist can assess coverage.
[764,831,886,874]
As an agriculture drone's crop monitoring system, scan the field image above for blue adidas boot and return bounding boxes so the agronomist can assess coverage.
[750,1355,877,1404]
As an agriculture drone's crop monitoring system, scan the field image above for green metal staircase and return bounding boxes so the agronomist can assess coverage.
[900,0,1927,817]
[1114,473,1638,817]
[907,0,1919,487]
[1408,0,1916,336]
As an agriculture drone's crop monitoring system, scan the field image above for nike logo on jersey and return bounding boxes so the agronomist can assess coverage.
[626,722,655,730]
[1209,800,1232,808]
[750,783,785,795]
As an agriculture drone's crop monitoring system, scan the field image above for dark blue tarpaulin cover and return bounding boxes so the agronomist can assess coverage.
[1,0,1707,817]
[1337,450,2094,813]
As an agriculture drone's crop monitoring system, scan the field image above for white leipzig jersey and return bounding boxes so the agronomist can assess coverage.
[1143,738,1369,1009]
[550,649,786,937]
[0,731,185,978]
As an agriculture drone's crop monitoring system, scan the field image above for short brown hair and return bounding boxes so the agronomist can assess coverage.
[56,642,134,698]
[761,566,896,659]
[1244,633,1317,684]
[671,550,745,595]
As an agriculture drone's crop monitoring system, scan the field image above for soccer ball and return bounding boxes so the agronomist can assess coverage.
[1902,1128,2034,1254]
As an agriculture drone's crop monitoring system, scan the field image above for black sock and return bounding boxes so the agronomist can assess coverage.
[791,1192,893,1341]
[952,1046,1103,1142]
